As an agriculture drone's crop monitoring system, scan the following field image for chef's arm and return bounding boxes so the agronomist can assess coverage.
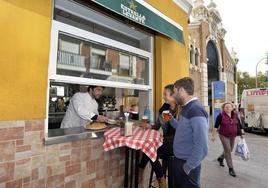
[72,97,97,121]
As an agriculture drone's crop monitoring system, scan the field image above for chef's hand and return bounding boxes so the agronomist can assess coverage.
[97,115,108,123]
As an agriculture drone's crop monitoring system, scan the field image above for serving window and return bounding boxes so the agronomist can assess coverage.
[48,82,151,130]
[46,0,154,136]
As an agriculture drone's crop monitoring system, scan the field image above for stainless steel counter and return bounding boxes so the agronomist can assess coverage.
[44,126,111,145]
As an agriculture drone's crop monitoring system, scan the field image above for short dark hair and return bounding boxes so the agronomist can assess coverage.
[164,84,174,93]
[87,85,105,92]
[173,77,194,95]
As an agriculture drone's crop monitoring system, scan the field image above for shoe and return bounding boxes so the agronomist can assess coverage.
[229,168,236,177]
[217,157,225,167]
[157,177,167,188]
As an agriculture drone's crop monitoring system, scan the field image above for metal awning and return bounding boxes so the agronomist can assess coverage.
[92,0,185,44]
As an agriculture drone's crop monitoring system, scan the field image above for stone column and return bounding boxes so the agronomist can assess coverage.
[201,62,209,112]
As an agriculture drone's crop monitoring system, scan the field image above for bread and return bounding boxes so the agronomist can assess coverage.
[84,123,107,130]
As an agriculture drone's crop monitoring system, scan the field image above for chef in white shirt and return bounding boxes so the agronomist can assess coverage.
[60,85,108,128]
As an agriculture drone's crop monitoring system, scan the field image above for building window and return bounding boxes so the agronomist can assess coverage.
[52,28,151,87]
[195,48,199,66]
[119,54,131,77]
[190,45,194,64]
[47,0,154,133]
[90,48,106,70]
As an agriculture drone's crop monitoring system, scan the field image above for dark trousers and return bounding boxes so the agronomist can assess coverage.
[172,158,201,188]
[139,141,173,178]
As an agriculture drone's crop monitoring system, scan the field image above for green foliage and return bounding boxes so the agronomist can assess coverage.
[257,71,268,88]
[237,71,268,101]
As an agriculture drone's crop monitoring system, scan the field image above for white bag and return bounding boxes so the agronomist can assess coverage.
[235,138,250,161]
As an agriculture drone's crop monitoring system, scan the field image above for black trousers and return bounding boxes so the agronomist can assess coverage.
[172,158,201,188]
[139,141,173,178]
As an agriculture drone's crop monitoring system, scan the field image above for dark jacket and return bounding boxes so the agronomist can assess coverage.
[153,103,176,143]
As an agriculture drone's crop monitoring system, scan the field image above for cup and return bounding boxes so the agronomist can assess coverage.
[142,115,149,123]
[162,110,171,121]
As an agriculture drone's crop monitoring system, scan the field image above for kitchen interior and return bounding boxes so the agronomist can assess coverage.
[48,83,150,129]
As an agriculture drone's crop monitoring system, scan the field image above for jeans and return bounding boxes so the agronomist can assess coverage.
[172,158,201,188]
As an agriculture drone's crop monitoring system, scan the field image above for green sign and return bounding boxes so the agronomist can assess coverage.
[92,0,184,44]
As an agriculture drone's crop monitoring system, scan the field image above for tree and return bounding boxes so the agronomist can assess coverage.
[237,71,255,97]
[237,71,268,101]
[257,71,268,88]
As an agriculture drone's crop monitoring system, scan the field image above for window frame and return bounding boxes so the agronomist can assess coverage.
[46,20,154,134]
[118,53,132,77]
[48,21,153,89]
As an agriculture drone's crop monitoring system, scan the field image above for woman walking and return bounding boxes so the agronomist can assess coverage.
[211,102,244,177]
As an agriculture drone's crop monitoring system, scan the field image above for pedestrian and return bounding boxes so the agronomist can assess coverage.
[139,84,180,188]
[211,102,245,177]
[60,85,108,128]
[164,77,209,188]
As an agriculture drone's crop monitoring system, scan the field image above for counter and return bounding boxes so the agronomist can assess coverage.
[45,126,112,145]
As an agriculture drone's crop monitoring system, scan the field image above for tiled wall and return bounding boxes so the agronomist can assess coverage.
[0,120,126,188]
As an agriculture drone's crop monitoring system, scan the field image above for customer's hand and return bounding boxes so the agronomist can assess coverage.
[97,115,108,123]
[162,113,172,122]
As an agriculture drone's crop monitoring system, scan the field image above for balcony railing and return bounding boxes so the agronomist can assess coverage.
[58,50,86,67]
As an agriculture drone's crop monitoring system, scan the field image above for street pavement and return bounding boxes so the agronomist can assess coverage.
[201,132,268,188]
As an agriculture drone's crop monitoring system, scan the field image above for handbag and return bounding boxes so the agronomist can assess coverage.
[235,138,250,161]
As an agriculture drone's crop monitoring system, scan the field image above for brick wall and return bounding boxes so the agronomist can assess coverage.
[0,120,127,188]
[107,49,119,70]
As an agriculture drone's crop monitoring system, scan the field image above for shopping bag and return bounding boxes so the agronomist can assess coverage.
[235,138,250,161]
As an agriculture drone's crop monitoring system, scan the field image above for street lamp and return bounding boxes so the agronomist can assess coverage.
[255,54,268,88]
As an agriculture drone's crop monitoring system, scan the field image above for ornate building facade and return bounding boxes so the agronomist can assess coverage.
[188,0,238,113]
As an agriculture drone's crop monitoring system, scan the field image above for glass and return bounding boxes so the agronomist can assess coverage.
[162,110,172,121]
[142,115,149,123]
[56,34,149,85]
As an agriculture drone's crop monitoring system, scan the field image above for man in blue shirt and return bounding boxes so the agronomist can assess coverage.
[165,77,208,188]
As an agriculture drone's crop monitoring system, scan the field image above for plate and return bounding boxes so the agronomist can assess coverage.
[84,123,107,130]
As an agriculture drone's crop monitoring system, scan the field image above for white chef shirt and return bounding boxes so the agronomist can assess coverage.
[60,92,99,128]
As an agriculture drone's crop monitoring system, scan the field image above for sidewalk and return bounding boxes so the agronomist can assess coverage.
[201,133,268,188]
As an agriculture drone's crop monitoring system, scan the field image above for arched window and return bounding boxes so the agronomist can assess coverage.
[195,48,199,66]
[190,45,194,64]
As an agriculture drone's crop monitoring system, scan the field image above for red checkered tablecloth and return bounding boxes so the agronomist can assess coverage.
[103,127,163,162]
